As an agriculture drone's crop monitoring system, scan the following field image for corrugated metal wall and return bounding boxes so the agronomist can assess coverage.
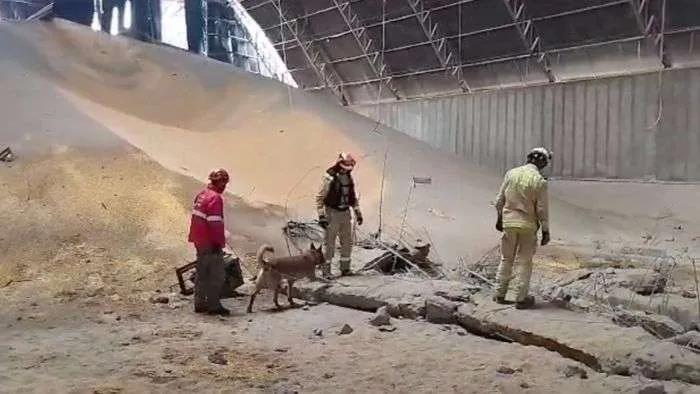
[353,67,700,181]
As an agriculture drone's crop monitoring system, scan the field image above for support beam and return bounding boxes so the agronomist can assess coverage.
[261,0,628,44]
[270,0,349,105]
[405,0,471,93]
[501,0,555,83]
[628,0,671,68]
[303,35,647,92]
[26,2,52,21]
[330,0,401,100]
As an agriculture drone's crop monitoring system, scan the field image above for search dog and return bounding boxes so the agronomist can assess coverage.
[247,243,325,313]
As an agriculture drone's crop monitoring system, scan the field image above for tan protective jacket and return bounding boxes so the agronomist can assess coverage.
[495,163,549,233]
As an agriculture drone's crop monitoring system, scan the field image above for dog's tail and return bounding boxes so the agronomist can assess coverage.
[256,244,274,267]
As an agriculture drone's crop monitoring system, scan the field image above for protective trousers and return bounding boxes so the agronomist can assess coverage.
[323,207,352,275]
[194,248,225,311]
[495,229,537,302]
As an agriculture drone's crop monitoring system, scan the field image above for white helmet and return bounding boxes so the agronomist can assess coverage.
[527,147,552,166]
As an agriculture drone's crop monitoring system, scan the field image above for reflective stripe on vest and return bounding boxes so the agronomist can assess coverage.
[192,210,223,222]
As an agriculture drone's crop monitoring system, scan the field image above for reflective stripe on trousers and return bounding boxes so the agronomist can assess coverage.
[323,207,353,272]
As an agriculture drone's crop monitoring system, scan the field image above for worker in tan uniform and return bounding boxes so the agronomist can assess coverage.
[316,153,363,278]
[493,147,552,309]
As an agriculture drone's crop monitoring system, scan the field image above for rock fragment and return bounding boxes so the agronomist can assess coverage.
[497,366,516,374]
[563,365,588,379]
[368,306,391,327]
[149,295,169,304]
[337,324,353,335]
[638,382,666,394]
[667,331,700,350]
[425,296,458,324]
[207,351,228,365]
[612,309,685,339]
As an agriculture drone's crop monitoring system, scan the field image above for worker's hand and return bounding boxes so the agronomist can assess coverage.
[212,244,224,253]
[318,215,329,229]
[541,231,550,246]
[495,216,503,232]
[354,210,363,226]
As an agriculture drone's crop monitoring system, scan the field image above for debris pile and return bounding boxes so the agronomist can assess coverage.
[174,253,244,298]
[0,146,15,162]
[359,238,443,278]
[291,275,700,385]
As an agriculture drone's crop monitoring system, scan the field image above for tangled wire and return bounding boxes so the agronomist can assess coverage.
[282,219,325,254]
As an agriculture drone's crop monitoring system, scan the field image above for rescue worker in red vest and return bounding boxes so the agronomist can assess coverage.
[493,147,552,309]
[316,153,363,278]
[188,168,230,316]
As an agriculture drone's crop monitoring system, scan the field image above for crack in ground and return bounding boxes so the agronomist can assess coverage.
[291,279,700,385]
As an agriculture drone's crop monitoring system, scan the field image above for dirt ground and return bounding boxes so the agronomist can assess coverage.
[3,284,695,394]
[0,151,696,393]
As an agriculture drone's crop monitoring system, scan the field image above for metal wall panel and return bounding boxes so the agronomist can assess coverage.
[353,67,700,182]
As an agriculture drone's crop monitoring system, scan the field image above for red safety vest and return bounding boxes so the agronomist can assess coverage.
[187,185,225,249]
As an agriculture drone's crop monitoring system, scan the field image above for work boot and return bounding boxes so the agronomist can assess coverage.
[194,306,207,314]
[515,295,535,310]
[340,269,353,277]
[492,295,507,305]
[207,306,231,316]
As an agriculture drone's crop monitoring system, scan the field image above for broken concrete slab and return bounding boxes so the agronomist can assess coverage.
[637,382,666,394]
[291,276,700,384]
[561,279,699,330]
[618,247,668,259]
[667,331,700,351]
[612,309,686,339]
[293,276,477,318]
[580,269,668,296]
[456,294,700,384]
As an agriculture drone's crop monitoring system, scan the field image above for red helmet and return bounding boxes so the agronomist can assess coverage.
[336,152,356,170]
[208,168,230,184]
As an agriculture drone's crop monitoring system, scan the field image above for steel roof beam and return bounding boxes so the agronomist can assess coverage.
[302,34,650,90]
[270,0,349,105]
[628,0,671,68]
[501,0,555,82]
[330,0,401,99]
[268,1,631,55]
[405,0,471,92]
[259,0,627,36]
[26,2,52,20]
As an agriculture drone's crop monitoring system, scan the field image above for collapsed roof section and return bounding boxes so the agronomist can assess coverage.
[240,0,700,105]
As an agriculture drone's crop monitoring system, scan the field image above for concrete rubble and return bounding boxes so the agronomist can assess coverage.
[667,331,700,351]
[542,269,700,331]
[368,306,392,327]
[292,275,700,385]
[612,309,686,339]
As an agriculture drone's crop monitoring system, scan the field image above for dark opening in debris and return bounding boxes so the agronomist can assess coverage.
[360,240,443,277]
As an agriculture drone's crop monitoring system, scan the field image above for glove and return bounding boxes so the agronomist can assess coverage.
[495,216,503,232]
[354,209,363,226]
[541,231,551,246]
[318,215,329,229]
